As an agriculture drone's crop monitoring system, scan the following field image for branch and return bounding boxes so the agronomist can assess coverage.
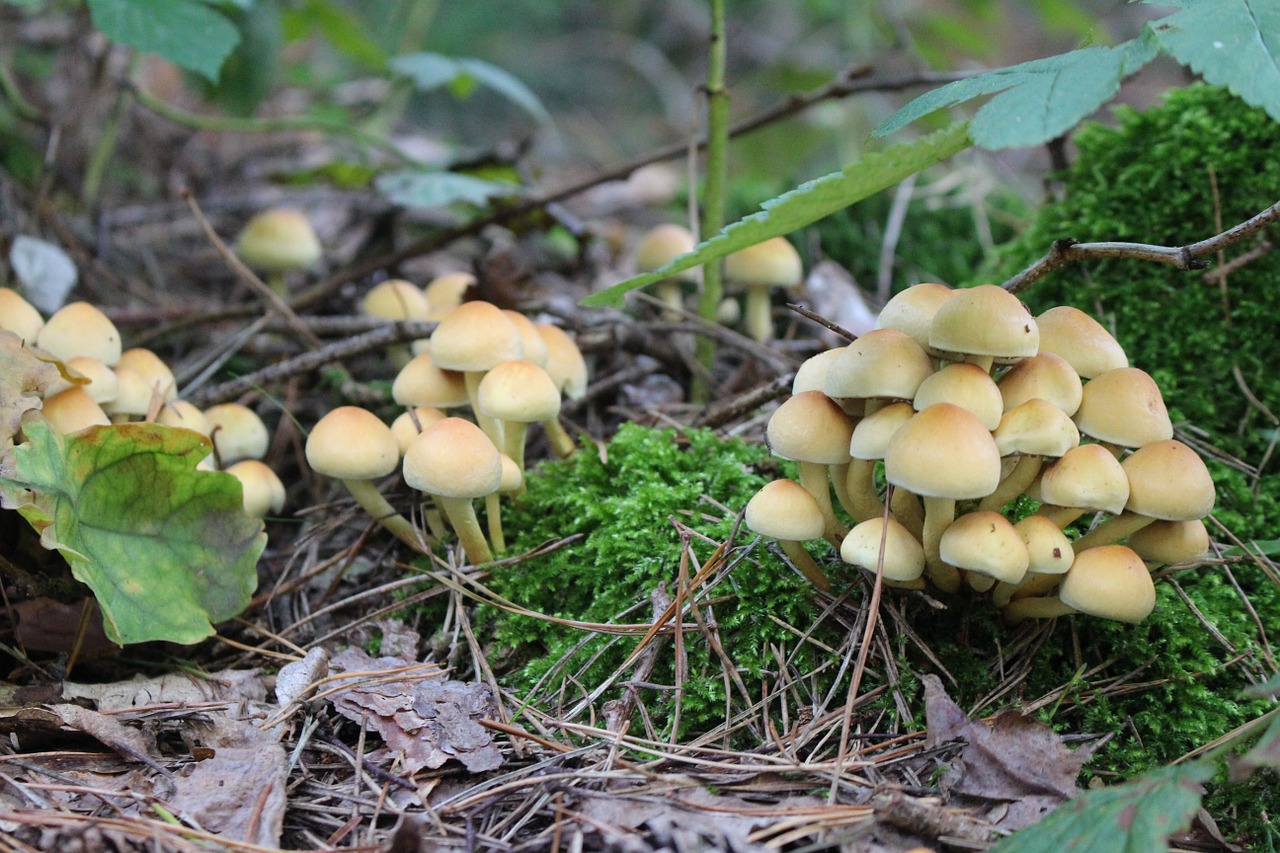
[1002,199,1280,294]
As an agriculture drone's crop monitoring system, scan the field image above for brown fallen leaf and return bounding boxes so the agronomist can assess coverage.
[327,647,502,774]
[923,674,1096,831]
[0,330,59,454]
[62,668,268,710]
[0,704,168,776]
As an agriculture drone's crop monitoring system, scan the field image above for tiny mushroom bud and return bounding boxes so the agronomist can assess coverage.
[306,406,424,552]
[402,417,503,565]
[745,479,830,590]
[226,459,286,518]
[724,236,802,342]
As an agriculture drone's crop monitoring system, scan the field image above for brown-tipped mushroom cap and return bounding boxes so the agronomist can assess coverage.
[912,362,1003,431]
[928,284,1038,365]
[362,280,430,321]
[997,351,1084,416]
[306,406,399,480]
[205,403,271,466]
[0,287,44,341]
[235,208,321,273]
[840,516,926,582]
[874,282,954,351]
[36,301,122,366]
[1036,306,1128,379]
[1058,545,1156,623]
[41,387,110,433]
[226,459,286,518]
[1074,367,1172,449]
[939,510,1029,584]
[767,391,855,465]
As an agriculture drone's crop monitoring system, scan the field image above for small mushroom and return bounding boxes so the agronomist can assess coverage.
[1058,545,1156,623]
[35,301,122,366]
[226,459,286,518]
[235,207,322,296]
[634,223,698,319]
[745,479,830,590]
[724,237,802,342]
[402,417,503,565]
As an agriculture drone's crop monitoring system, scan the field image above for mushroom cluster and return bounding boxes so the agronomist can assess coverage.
[745,282,1217,624]
[304,294,589,565]
[0,290,286,520]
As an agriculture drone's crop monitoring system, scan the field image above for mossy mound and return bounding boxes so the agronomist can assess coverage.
[984,83,1280,470]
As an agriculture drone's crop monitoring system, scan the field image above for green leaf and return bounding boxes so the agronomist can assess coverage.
[375,169,519,209]
[0,421,265,645]
[988,763,1212,853]
[1145,0,1280,122]
[873,37,1158,148]
[391,52,552,124]
[281,0,386,72]
[581,122,971,308]
[86,0,240,82]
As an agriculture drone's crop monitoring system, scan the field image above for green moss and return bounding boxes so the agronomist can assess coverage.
[484,423,848,739]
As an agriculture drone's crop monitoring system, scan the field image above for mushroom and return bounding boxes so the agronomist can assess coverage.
[427,300,524,443]
[362,280,432,367]
[1126,519,1210,569]
[992,514,1075,606]
[116,347,177,404]
[476,359,561,477]
[765,390,856,544]
[883,403,1002,592]
[911,362,1003,431]
[978,398,1080,513]
[203,402,270,467]
[306,406,424,552]
[996,351,1083,417]
[35,301,122,366]
[844,401,915,523]
[61,356,118,404]
[1057,545,1156,623]
[840,515,926,587]
[823,328,933,416]
[1035,305,1128,379]
[928,284,1038,372]
[485,453,523,554]
[501,310,550,367]
[744,479,830,590]
[402,417,503,565]
[0,287,44,341]
[634,223,698,320]
[40,387,111,433]
[723,236,803,342]
[235,207,322,296]
[873,282,955,352]
[226,459,286,518]
[1032,443,1130,529]
[392,352,470,412]
[1073,367,1173,455]
[389,405,448,455]
[423,272,476,321]
[939,510,1029,591]
[535,323,589,457]
[157,400,212,437]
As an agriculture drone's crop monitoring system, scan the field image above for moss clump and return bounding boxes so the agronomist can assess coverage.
[985,83,1280,467]
[485,423,846,739]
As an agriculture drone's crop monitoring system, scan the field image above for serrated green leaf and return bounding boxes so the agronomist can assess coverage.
[375,169,519,209]
[391,52,552,124]
[0,420,264,645]
[581,123,971,308]
[1145,0,1280,122]
[86,0,240,81]
[988,763,1212,853]
[873,38,1157,148]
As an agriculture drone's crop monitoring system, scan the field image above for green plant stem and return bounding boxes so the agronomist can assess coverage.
[0,51,41,123]
[81,82,132,207]
[129,83,424,167]
[692,0,730,402]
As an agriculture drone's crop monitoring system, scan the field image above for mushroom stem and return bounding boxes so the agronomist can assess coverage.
[1070,511,1156,553]
[502,421,529,477]
[1008,570,1067,602]
[543,416,576,457]
[435,495,493,564]
[797,461,845,545]
[1002,596,1076,624]
[464,371,503,446]
[779,539,830,591]
[656,279,684,322]
[843,458,886,523]
[743,283,773,342]
[966,354,995,373]
[921,496,961,592]
[978,454,1044,513]
[830,460,853,521]
[889,487,925,541]
[485,493,505,553]
[341,478,426,553]
[1036,505,1087,529]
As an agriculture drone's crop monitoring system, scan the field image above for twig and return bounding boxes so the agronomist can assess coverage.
[786,302,859,342]
[1001,198,1280,294]
[694,373,794,428]
[180,188,324,350]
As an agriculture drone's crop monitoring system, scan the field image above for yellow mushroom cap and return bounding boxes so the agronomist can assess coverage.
[745,479,825,542]
[939,510,1029,584]
[41,387,110,433]
[997,351,1084,416]
[884,403,1001,500]
[840,516,926,582]
[823,328,934,402]
[116,347,177,402]
[63,356,118,404]
[235,208,321,272]
[723,237,802,287]
[402,417,502,499]
[0,287,44,341]
[1038,443,1130,516]
[226,459,286,518]
[157,400,212,436]
[635,223,698,282]
[423,272,476,320]
[1014,514,1075,574]
[502,310,549,367]
[205,402,271,466]
[848,401,915,460]
[928,284,1038,363]
[1126,519,1210,565]
[1074,367,1173,448]
[362,280,430,321]
[306,406,399,480]
[1059,545,1156,623]
[477,359,561,424]
[874,282,955,352]
[766,390,855,465]
[392,352,470,409]
[536,324,589,400]
[1121,439,1216,521]
[993,398,1081,457]
[1036,305,1128,379]
[428,300,523,372]
[36,301,122,366]
[103,366,156,420]
[791,348,844,396]
[389,406,448,455]
[912,362,1003,431]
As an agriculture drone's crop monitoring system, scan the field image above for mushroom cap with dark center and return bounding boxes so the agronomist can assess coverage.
[306,406,399,480]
